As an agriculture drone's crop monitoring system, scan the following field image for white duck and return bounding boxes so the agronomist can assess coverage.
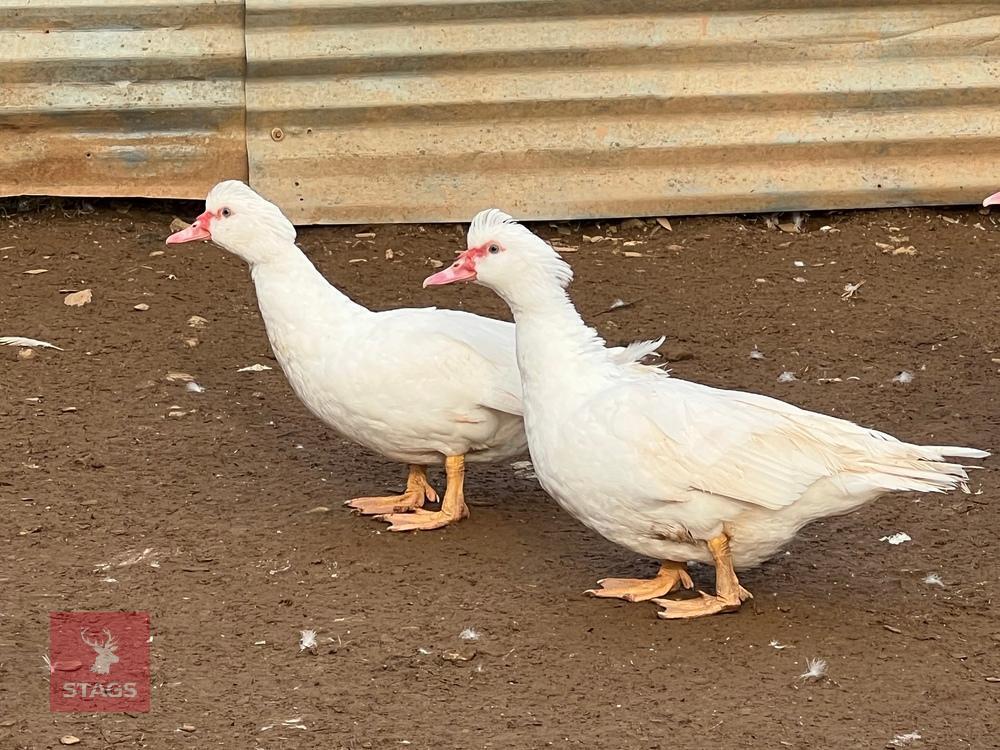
[424,209,989,617]
[165,182,658,531]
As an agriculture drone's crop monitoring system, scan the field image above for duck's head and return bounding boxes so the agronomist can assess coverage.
[984,190,1000,208]
[423,209,573,297]
[166,180,297,265]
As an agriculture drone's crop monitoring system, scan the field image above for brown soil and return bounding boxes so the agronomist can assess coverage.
[1,199,998,750]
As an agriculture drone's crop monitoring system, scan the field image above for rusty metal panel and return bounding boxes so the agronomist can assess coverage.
[246,1,1000,224]
[0,0,247,199]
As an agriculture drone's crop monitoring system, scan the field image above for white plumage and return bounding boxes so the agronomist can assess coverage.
[425,209,989,616]
[165,182,657,531]
[0,336,63,350]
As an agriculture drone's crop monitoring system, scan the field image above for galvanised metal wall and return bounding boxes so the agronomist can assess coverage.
[4,1,999,222]
[0,0,248,199]
[245,0,1000,223]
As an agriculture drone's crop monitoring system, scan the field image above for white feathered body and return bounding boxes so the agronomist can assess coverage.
[425,207,988,572]
[250,258,527,465]
[512,296,987,570]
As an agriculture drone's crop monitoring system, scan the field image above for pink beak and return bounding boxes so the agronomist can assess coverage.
[166,210,213,244]
[423,250,477,287]
[984,191,1000,208]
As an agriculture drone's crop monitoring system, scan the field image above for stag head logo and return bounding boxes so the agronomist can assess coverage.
[51,611,151,713]
[80,628,120,675]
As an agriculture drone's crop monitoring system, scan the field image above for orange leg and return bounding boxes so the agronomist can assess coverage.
[653,532,752,619]
[346,465,438,515]
[586,561,693,602]
[377,455,470,532]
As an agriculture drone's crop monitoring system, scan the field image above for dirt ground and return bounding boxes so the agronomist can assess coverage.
[1,198,998,750]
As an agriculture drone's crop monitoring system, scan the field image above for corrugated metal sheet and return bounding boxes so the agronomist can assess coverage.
[0,0,247,199]
[246,0,1000,224]
[3,2,998,220]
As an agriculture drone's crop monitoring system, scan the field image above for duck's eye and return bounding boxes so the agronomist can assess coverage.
[488,244,500,254]
[220,207,232,218]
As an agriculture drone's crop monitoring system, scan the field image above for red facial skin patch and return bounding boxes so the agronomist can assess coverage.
[422,242,498,286]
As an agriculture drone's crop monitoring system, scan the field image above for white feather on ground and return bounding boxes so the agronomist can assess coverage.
[0,336,63,350]
[298,629,317,651]
[881,532,912,545]
[799,658,827,680]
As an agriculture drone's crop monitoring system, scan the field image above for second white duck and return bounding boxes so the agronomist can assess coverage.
[424,209,989,617]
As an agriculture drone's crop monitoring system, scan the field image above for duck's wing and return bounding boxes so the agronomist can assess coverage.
[383,308,523,417]
[610,378,987,510]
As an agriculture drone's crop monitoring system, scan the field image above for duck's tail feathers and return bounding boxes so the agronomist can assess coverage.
[864,444,989,496]
[919,445,990,460]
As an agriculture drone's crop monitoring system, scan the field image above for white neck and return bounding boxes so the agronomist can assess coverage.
[248,238,368,333]
[496,271,613,395]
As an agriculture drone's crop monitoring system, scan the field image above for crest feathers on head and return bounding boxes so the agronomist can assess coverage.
[206,180,297,244]
[467,208,574,289]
